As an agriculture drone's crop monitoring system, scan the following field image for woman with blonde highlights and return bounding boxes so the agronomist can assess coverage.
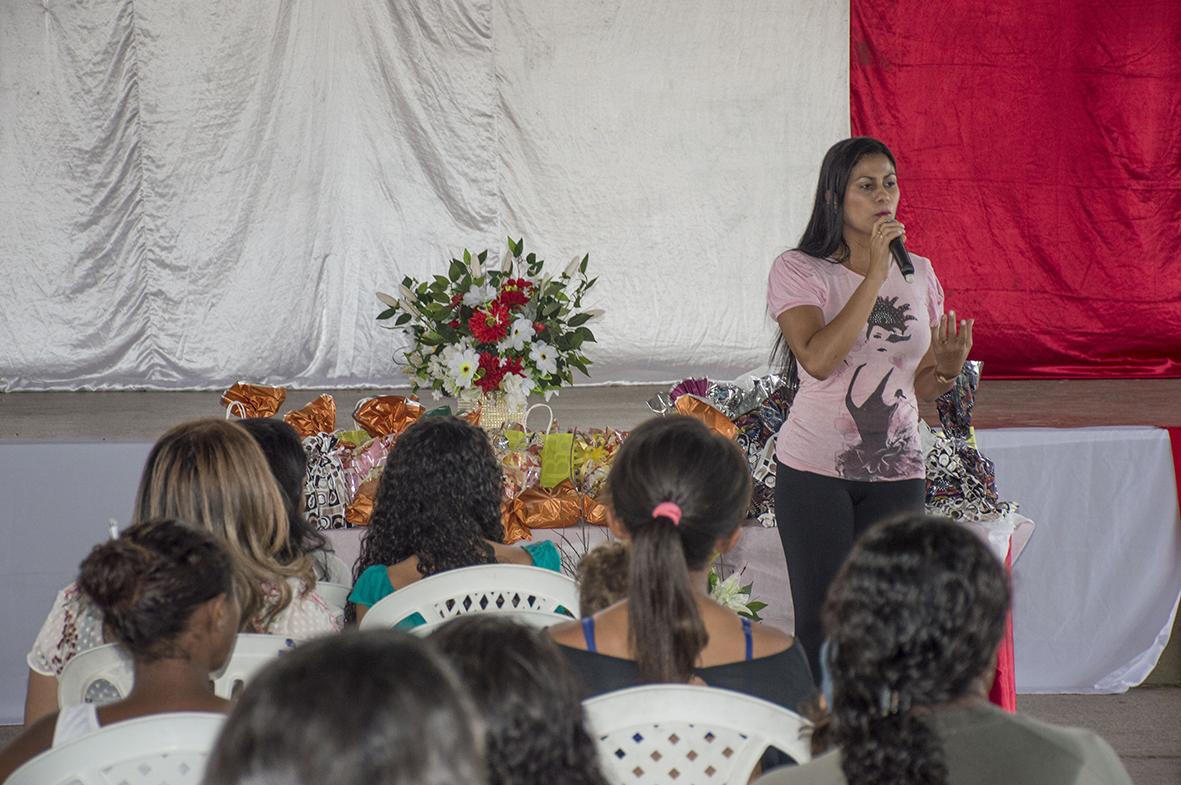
[23,419,341,724]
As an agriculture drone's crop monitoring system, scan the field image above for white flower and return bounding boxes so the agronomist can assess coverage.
[563,254,582,278]
[463,282,496,308]
[500,249,514,273]
[400,298,422,319]
[529,342,558,376]
[501,372,535,411]
[447,347,480,389]
[710,573,753,613]
[398,283,416,301]
[466,251,482,278]
[376,291,399,308]
[581,308,605,322]
[503,316,535,352]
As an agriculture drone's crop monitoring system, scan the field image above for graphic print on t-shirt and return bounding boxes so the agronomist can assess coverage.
[836,296,922,479]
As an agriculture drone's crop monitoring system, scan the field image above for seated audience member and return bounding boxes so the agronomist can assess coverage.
[347,416,559,624]
[25,419,341,724]
[577,541,629,617]
[433,615,609,785]
[202,630,485,785]
[0,519,238,782]
[239,417,351,584]
[550,416,813,713]
[754,514,1133,785]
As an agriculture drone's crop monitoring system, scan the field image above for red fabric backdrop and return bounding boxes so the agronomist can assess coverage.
[850,2,1181,378]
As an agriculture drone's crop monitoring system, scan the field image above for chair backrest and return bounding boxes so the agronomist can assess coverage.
[209,634,298,698]
[58,634,298,708]
[58,644,134,708]
[358,563,580,630]
[313,581,352,611]
[6,712,224,785]
[412,607,571,636]
[583,685,812,785]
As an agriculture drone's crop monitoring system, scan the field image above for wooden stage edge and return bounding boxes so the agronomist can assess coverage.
[0,379,1178,443]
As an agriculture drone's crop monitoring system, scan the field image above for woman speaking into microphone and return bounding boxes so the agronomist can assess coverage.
[766,137,974,679]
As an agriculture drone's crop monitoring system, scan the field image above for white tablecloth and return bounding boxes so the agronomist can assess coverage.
[1,426,1178,722]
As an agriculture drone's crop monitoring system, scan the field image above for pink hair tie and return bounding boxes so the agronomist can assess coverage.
[651,501,683,527]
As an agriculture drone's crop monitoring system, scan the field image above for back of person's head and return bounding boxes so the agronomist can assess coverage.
[822,514,1010,785]
[606,415,752,682]
[577,541,629,617]
[432,615,608,785]
[238,417,330,571]
[354,416,503,583]
[133,418,311,630]
[202,630,486,785]
[76,518,237,666]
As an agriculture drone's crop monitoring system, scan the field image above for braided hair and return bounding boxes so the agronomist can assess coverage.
[348,417,504,621]
[606,416,752,682]
[822,514,1010,785]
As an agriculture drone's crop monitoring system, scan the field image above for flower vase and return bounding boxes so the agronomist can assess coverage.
[458,393,525,430]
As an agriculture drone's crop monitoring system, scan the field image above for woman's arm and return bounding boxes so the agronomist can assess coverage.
[0,713,57,783]
[23,669,58,725]
[777,272,883,381]
[914,312,973,401]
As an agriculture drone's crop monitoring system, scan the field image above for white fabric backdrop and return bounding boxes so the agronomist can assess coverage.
[0,1,849,391]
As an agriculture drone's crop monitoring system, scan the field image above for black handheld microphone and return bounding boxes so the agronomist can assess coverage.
[889,237,915,283]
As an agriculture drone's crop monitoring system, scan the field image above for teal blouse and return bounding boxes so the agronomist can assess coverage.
[348,540,562,629]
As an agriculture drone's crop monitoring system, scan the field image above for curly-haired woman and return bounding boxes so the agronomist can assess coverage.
[347,416,559,625]
[433,615,609,785]
[754,515,1132,785]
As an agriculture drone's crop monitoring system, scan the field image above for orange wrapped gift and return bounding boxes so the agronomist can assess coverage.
[500,497,533,545]
[221,382,287,418]
[352,395,424,438]
[345,477,380,526]
[283,394,337,438]
[674,395,738,440]
[519,481,608,529]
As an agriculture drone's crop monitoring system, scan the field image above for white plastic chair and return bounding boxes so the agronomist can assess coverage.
[583,685,812,785]
[5,711,224,785]
[313,580,352,611]
[58,634,299,708]
[358,564,579,630]
[411,607,572,636]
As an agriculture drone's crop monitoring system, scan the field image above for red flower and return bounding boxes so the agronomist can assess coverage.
[495,288,529,309]
[450,294,463,307]
[502,356,523,376]
[475,352,505,392]
[448,319,460,329]
[533,322,546,333]
[505,277,534,290]
[468,304,510,344]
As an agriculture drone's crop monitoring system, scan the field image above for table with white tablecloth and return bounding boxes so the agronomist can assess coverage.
[1,426,1178,722]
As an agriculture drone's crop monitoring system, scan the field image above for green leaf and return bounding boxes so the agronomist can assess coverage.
[463,248,472,264]
[448,259,465,281]
[567,312,592,327]
[419,331,443,346]
[526,252,535,265]
[377,307,398,320]
[395,312,412,326]
[579,254,589,275]
[478,249,488,263]
[432,275,450,290]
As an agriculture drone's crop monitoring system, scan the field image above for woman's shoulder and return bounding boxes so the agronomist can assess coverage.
[521,539,562,571]
[264,578,342,636]
[348,564,396,607]
[773,248,830,271]
[27,582,105,676]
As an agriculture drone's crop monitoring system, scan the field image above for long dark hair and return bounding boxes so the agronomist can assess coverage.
[238,418,332,573]
[607,416,752,682]
[771,136,898,374]
[77,518,233,662]
[433,615,609,785]
[202,630,486,785]
[348,416,504,621]
[822,514,1009,785]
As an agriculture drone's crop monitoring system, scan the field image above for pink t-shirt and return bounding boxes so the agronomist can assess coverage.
[766,249,945,481]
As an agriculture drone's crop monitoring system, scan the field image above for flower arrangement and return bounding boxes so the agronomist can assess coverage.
[377,237,599,412]
[708,560,768,621]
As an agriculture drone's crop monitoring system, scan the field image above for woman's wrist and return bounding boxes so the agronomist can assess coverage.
[933,366,962,385]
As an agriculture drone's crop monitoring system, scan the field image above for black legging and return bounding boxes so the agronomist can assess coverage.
[775,462,926,681]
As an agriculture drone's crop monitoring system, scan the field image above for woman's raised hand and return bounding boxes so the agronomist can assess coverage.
[933,310,974,376]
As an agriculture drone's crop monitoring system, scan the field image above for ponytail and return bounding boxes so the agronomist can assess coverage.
[626,515,708,682]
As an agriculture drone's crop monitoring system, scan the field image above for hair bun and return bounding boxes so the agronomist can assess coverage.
[77,538,154,613]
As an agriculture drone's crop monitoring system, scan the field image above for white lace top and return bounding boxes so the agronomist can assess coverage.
[27,578,342,677]
[52,703,101,746]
